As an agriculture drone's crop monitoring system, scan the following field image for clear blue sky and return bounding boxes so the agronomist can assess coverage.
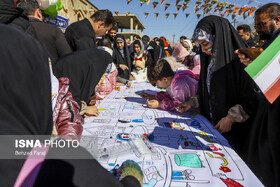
[91,0,278,42]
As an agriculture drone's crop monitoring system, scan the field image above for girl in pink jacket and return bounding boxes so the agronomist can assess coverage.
[142,58,198,111]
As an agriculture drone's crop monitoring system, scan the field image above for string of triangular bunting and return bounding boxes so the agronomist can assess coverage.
[121,0,259,20]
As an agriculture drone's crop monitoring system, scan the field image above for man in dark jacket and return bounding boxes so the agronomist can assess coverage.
[237,24,257,47]
[17,0,72,62]
[0,0,36,37]
[65,9,116,51]
[104,25,118,48]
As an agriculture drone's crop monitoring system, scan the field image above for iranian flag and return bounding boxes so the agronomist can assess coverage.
[245,35,280,104]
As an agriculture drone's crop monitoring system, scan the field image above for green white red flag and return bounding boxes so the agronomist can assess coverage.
[245,35,280,104]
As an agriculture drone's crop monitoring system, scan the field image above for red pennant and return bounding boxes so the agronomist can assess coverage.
[165,13,170,19]
[144,12,149,18]
[194,5,201,13]
[114,11,119,15]
[153,2,159,10]
[154,13,159,19]
[249,8,256,17]
[175,0,182,6]
[176,5,182,12]
[233,7,240,14]
[185,13,190,18]
[165,3,171,11]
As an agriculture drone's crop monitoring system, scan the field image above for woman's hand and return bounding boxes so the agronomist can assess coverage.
[213,116,233,133]
[119,64,129,71]
[84,105,100,118]
[235,49,252,66]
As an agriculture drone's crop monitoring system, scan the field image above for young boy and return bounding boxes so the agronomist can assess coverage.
[141,59,198,111]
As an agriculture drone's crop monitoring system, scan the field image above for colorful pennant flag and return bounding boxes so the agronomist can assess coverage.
[125,12,130,16]
[196,13,201,19]
[249,7,257,17]
[165,3,171,11]
[214,7,218,13]
[182,4,189,11]
[211,0,218,5]
[165,13,170,19]
[232,13,236,20]
[195,1,203,5]
[176,4,182,12]
[195,5,201,13]
[127,0,132,5]
[233,7,240,14]
[144,12,149,18]
[114,11,119,15]
[228,4,235,9]
[160,0,166,7]
[175,0,182,6]
[245,35,280,104]
[140,0,149,6]
[154,12,159,19]
[185,13,190,18]
[243,11,249,19]
[153,1,159,10]
[206,7,212,14]
[238,7,244,16]
[173,13,178,19]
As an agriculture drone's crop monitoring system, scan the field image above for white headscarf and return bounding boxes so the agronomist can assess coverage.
[182,39,193,52]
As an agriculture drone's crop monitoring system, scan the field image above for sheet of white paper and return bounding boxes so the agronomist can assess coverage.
[81,82,263,187]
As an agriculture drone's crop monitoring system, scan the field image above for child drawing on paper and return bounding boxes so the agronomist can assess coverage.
[140,58,198,111]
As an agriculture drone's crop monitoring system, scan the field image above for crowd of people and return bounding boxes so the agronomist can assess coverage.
[0,0,279,186]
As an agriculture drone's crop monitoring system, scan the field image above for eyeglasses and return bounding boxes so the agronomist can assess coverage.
[254,18,274,29]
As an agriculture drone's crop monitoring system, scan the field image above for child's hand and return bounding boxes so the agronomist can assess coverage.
[126,81,132,87]
[176,102,191,113]
[140,93,155,100]
[146,100,160,108]
[84,105,99,118]
[129,74,134,81]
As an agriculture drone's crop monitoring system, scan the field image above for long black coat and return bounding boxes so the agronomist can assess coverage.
[65,18,96,51]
